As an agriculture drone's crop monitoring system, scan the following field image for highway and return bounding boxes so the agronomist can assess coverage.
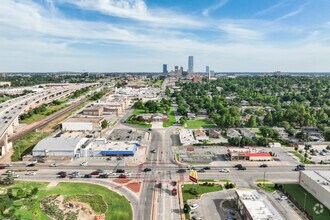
[0,84,96,157]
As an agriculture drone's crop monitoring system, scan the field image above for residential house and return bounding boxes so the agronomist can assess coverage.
[227,128,241,138]
[238,128,256,139]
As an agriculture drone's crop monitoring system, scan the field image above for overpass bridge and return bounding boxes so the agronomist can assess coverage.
[0,83,99,159]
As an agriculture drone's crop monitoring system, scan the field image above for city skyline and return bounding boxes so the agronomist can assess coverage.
[1,0,330,72]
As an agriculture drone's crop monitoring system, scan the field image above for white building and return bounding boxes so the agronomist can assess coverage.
[32,137,89,158]
[61,117,104,131]
[179,129,198,146]
[299,171,330,209]
[235,189,283,220]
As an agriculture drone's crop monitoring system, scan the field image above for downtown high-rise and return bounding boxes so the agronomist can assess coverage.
[188,56,193,74]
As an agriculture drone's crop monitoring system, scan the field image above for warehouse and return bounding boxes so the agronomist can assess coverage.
[61,117,105,131]
[299,170,330,209]
[83,106,104,116]
[32,137,89,158]
[83,138,139,157]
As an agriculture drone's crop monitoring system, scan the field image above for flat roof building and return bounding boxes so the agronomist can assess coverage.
[299,171,330,209]
[61,117,104,131]
[83,106,104,116]
[235,189,284,220]
[32,137,88,158]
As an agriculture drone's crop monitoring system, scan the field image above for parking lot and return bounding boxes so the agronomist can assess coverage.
[108,129,146,142]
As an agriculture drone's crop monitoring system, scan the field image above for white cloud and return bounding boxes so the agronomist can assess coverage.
[202,0,229,17]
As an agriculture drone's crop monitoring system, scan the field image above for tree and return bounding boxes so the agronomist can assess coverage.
[245,116,257,128]
[133,100,144,109]
[101,120,108,129]
[0,176,14,186]
[263,112,273,126]
[179,116,187,126]
[324,130,330,141]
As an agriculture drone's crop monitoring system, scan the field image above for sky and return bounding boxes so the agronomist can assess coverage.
[1,0,330,72]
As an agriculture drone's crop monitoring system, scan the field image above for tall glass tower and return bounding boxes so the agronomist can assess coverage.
[188,56,194,74]
[163,64,168,74]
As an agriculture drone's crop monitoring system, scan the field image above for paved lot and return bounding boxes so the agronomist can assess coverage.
[108,129,146,142]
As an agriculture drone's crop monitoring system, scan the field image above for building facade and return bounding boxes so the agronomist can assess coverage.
[188,56,194,74]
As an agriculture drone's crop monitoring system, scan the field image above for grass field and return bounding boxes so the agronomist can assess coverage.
[3,181,132,220]
[281,184,330,220]
[11,132,49,161]
[0,97,10,103]
[186,119,216,129]
[289,151,312,164]
[126,120,151,128]
[132,108,146,115]
[163,107,176,127]
[259,183,276,192]
[182,183,223,203]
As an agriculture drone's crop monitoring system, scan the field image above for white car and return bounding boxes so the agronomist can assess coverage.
[279,195,287,200]
[25,172,36,176]
[80,162,88,166]
[220,168,230,173]
[10,174,20,178]
[49,163,58,167]
[190,204,199,210]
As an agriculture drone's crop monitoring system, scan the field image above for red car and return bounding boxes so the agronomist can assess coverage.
[118,174,127,178]
[91,171,100,175]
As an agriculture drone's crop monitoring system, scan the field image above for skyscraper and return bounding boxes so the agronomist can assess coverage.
[206,66,210,74]
[188,56,194,74]
[163,64,168,74]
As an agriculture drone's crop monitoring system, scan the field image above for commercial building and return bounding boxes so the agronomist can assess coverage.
[163,64,168,74]
[188,56,194,74]
[227,148,272,161]
[32,137,89,158]
[299,171,330,209]
[179,129,198,146]
[84,138,139,157]
[194,130,209,141]
[235,189,283,220]
[61,117,105,131]
[83,106,104,116]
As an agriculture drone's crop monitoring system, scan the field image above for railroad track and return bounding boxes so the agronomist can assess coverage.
[8,100,86,143]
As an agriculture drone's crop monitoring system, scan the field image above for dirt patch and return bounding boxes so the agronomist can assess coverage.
[41,194,105,220]
[113,179,130,184]
[126,182,141,193]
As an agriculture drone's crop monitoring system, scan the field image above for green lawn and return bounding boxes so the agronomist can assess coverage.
[132,108,146,115]
[126,120,152,128]
[11,132,49,161]
[259,183,276,192]
[0,97,11,103]
[4,181,132,220]
[20,104,68,124]
[182,183,222,203]
[186,119,216,129]
[289,151,313,164]
[281,184,330,220]
[163,107,176,127]
[256,179,270,182]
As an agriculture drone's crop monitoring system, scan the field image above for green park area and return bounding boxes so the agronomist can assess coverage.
[11,132,49,161]
[281,184,330,220]
[163,107,176,127]
[0,181,132,220]
[186,119,216,129]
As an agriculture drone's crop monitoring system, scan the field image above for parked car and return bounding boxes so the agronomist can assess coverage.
[49,163,58,167]
[83,174,92,178]
[57,171,67,175]
[96,169,104,173]
[118,174,127,178]
[279,195,288,200]
[220,168,230,173]
[259,164,268,168]
[150,149,156,153]
[80,162,88,166]
[25,172,36,176]
[190,203,199,210]
[27,163,36,167]
[234,164,242,168]
[203,166,211,170]
[143,168,152,172]
[197,169,205,173]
